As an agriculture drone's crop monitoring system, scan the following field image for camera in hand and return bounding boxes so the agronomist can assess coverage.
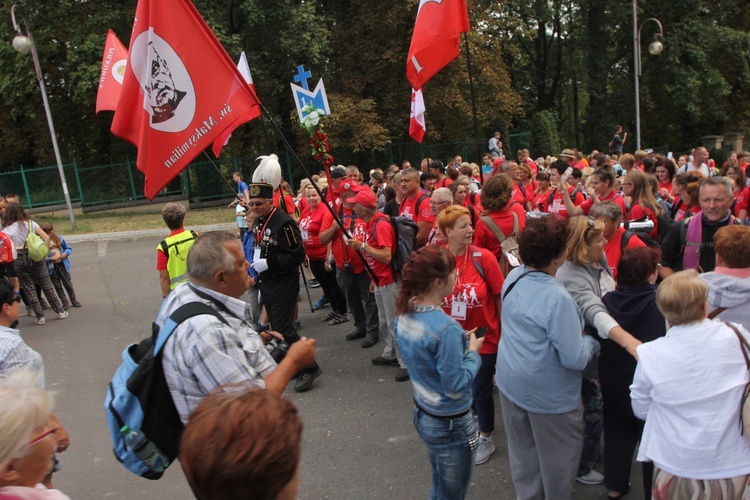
[266,337,289,363]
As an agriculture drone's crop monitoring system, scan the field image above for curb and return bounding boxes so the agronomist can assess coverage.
[64,223,237,243]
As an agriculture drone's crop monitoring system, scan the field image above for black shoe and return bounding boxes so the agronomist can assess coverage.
[361,337,378,348]
[371,356,399,367]
[345,330,366,341]
[395,368,410,382]
[294,367,322,392]
[308,278,321,288]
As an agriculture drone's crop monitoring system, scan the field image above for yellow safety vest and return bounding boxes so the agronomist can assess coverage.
[158,230,198,290]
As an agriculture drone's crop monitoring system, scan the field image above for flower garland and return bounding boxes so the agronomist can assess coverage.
[300,103,334,168]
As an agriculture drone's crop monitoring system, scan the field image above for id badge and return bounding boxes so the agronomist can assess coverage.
[253,247,261,262]
[451,300,467,321]
[301,229,310,242]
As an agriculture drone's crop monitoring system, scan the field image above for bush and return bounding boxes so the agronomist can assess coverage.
[530,111,560,158]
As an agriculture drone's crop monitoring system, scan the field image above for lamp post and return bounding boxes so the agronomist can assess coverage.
[10,5,76,230]
[633,0,664,151]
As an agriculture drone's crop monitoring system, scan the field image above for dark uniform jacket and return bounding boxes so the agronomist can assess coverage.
[253,207,306,303]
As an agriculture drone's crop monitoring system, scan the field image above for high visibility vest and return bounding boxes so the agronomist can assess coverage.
[158,230,198,290]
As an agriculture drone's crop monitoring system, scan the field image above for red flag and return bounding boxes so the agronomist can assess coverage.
[95,30,128,113]
[409,88,426,143]
[111,0,262,200]
[406,0,470,90]
[211,51,261,157]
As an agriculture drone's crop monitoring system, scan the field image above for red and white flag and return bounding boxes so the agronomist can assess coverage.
[406,0,470,90]
[409,88,426,143]
[211,51,260,157]
[95,30,128,113]
[111,0,262,199]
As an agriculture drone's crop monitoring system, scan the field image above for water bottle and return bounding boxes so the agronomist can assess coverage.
[120,425,168,473]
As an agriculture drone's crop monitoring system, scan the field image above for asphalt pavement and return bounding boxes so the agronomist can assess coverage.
[21,232,640,499]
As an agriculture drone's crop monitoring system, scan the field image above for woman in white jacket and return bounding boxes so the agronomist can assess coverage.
[701,225,750,330]
[631,270,750,498]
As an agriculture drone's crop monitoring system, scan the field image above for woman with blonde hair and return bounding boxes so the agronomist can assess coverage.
[0,370,68,499]
[437,205,504,466]
[631,270,750,498]
[557,216,641,485]
[621,170,664,240]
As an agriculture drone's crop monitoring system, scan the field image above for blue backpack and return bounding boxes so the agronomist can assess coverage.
[105,302,227,479]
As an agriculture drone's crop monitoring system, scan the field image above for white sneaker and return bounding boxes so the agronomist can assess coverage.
[57,311,69,320]
[35,317,46,325]
[475,435,496,465]
[576,469,604,485]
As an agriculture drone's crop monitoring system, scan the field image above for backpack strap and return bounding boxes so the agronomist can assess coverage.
[682,214,704,271]
[153,302,228,355]
[480,215,508,244]
[471,246,485,280]
[502,270,544,300]
[547,189,556,208]
[708,307,727,320]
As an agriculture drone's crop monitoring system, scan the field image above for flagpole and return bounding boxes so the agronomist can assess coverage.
[463,33,483,184]
[255,103,380,286]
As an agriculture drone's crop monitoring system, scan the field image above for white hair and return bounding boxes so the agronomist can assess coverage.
[0,369,52,468]
[252,154,282,189]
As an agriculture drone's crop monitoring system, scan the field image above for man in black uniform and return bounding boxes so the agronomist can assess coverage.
[248,183,322,392]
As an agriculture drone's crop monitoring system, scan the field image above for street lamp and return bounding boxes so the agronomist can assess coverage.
[10,5,76,230]
[633,0,664,151]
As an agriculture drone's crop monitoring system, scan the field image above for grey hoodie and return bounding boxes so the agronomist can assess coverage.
[701,271,750,330]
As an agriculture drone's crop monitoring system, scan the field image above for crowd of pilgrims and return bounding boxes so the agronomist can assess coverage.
[289,147,750,499]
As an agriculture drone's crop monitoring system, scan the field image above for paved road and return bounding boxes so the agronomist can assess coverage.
[21,233,640,499]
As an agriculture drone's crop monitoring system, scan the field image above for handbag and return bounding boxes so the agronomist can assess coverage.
[726,321,750,446]
[25,221,49,263]
[480,213,521,276]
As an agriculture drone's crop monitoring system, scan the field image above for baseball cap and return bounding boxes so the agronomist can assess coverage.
[340,179,362,193]
[346,189,377,210]
[330,166,347,179]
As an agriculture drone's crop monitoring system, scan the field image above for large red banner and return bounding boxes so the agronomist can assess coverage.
[111,0,262,199]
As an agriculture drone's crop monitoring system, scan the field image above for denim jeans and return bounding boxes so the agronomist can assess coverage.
[374,281,403,367]
[336,267,378,337]
[413,406,478,500]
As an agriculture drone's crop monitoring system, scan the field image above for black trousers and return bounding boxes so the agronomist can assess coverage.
[265,295,319,373]
[309,260,347,315]
[603,406,653,498]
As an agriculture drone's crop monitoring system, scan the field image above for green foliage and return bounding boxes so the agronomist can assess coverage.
[530,110,560,158]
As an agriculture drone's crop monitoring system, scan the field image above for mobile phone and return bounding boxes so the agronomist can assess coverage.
[474,327,488,339]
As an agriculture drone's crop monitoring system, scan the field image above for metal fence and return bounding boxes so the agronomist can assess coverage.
[2,136,531,210]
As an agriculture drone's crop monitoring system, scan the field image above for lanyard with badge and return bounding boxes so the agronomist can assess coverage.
[450,248,470,321]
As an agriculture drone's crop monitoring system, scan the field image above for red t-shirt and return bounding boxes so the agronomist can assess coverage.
[321,207,367,273]
[734,187,749,218]
[658,181,673,199]
[510,183,527,207]
[440,246,504,355]
[672,200,700,223]
[523,159,539,176]
[604,227,647,281]
[435,177,453,189]
[627,202,658,240]
[156,228,188,270]
[297,196,310,213]
[298,203,328,261]
[365,213,395,286]
[399,193,435,225]
[532,189,553,211]
[578,190,627,215]
[273,190,297,216]
[543,187,585,220]
[523,180,538,202]
[464,191,483,213]
[473,208,527,261]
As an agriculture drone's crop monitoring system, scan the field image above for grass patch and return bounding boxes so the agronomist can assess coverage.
[33,206,235,235]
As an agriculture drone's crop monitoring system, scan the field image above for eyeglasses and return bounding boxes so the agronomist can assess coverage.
[24,426,57,449]
[587,216,596,227]
[247,201,270,207]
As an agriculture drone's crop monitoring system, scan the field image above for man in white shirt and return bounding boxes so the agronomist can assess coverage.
[677,146,711,177]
